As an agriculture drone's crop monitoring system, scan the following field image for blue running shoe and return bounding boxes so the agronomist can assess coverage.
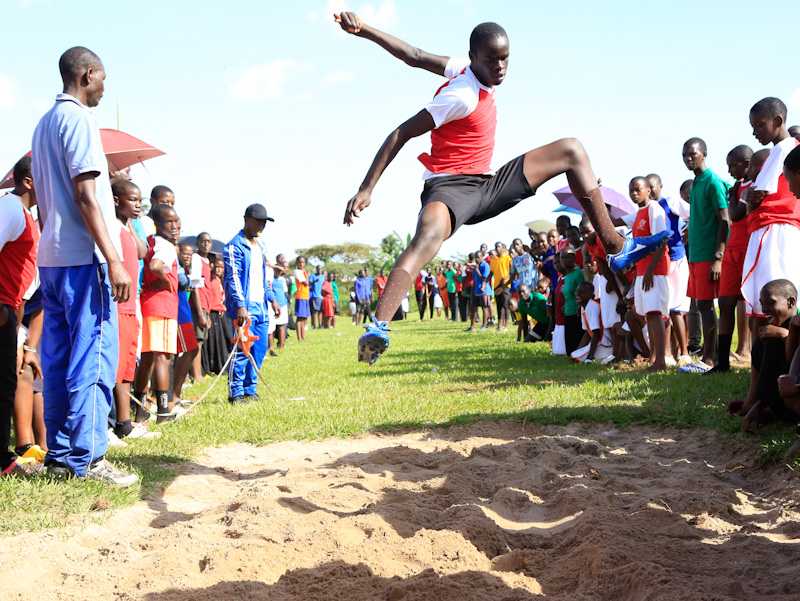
[358,317,391,365]
[607,230,670,273]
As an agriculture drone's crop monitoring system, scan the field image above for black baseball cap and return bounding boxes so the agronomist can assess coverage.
[244,203,274,221]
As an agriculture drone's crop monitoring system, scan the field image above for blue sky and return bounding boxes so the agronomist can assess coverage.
[2,0,799,261]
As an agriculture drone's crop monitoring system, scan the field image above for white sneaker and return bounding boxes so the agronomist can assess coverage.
[665,356,677,367]
[107,429,128,448]
[81,457,138,488]
[600,355,616,365]
[127,423,162,440]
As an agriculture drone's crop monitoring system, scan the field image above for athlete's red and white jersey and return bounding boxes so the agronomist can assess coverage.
[419,58,496,178]
[749,136,800,232]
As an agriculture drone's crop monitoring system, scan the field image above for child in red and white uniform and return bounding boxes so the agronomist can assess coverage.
[741,97,800,323]
[629,177,670,372]
[110,181,147,440]
[571,281,613,363]
[132,204,180,423]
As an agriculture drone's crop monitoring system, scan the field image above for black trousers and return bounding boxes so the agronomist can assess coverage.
[448,292,458,320]
[416,290,427,319]
[459,293,469,321]
[564,313,583,356]
[1,305,18,470]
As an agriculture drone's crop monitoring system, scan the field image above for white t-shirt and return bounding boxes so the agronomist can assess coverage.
[581,300,611,346]
[755,136,799,193]
[662,195,690,219]
[190,253,205,289]
[139,214,156,237]
[249,239,265,303]
[0,193,26,252]
[32,94,122,267]
[151,234,178,267]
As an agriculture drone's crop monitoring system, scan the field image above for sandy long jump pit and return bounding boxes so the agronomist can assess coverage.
[1,420,799,600]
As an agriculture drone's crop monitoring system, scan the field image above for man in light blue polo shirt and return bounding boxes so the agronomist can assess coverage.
[31,46,136,487]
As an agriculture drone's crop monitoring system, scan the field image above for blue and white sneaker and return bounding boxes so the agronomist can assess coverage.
[607,230,670,273]
[358,317,391,365]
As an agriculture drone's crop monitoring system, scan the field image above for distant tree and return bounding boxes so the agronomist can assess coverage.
[295,242,381,279]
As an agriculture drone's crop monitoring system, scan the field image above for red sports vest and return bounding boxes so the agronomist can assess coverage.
[418,72,496,175]
[0,198,39,310]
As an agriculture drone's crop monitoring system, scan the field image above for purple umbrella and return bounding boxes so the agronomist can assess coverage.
[553,185,637,219]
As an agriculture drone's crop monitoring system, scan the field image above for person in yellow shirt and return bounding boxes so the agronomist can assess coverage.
[489,242,513,331]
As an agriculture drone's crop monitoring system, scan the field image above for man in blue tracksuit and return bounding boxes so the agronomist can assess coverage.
[224,204,281,404]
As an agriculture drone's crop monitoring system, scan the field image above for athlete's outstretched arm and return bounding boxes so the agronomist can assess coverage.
[334,12,449,76]
[344,109,435,226]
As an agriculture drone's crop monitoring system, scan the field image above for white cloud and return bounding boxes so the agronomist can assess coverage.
[358,0,397,29]
[327,0,348,16]
[0,74,18,110]
[446,0,477,14]
[229,60,313,102]
[789,87,800,110]
[320,70,355,88]
[296,70,356,101]
[325,0,396,29]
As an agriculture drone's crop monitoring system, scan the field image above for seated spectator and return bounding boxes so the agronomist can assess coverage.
[570,281,613,363]
[733,280,798,435]
[511,282,549,342]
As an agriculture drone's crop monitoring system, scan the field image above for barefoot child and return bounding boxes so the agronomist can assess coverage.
[628,177,669,372]
[334,12,668,364]
[132,204,181,423]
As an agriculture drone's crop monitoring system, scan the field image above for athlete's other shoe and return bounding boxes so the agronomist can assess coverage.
[358,317,391,365]
[607,230,670,274]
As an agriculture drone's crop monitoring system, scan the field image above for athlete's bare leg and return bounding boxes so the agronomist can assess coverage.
[375,202,451,322]
[375,139,623,324]
[522,139,624,256]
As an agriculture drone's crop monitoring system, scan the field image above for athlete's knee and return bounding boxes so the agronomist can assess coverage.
[557,138,587,164]
[409,225,446,255]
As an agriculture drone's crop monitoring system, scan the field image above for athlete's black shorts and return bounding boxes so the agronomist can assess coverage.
[419,155,535,235]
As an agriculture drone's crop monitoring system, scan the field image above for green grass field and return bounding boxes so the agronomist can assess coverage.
[2,316,797,535]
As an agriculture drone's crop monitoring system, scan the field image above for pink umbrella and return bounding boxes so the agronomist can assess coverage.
[553,185,637,219]
[1,129,165,189]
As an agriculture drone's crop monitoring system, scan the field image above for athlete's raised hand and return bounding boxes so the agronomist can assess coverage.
[334,12,362,34]
[344,190,372,226]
